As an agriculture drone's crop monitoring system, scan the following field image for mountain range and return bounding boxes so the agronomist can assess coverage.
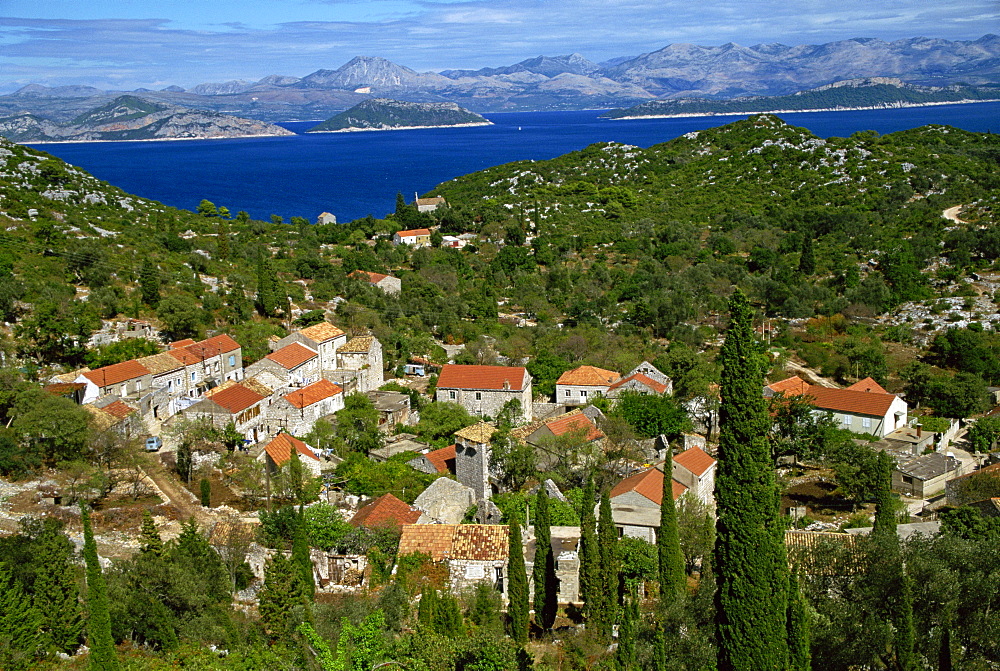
[1,35,997,122]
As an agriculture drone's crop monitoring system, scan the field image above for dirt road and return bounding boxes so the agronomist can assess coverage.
[140,452,213,527]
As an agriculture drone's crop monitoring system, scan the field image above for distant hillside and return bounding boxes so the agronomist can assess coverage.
[0,95,294,142]
[602,79,1000,118]
[307,98,491,132]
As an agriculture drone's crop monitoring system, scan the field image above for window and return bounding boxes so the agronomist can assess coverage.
[565,389,571,397]
[449,390,456,400]
[842,414,852,426]
[228,355,235,367]
[862,417,872,429]
[191,372,196,381]
[580,390,588,398]
[475,392,482,400]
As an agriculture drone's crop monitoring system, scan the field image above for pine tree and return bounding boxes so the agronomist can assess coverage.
[139,510,163,556]
[714,289,789,671]
[139,259,160,307]
[258,552,300,636]
[596,490,620,638]
[579,473,598,619]
[507,521,529,644]
[532,486,557,631]
[292,507,315,601]
[80,502,119,671]
[32,523,82,654]
[0,563,43,671]
[786,572,811,671]
[872,451,897,538]
[658,448,686,602]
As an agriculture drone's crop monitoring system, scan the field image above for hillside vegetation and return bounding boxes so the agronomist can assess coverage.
[307,98,490,132]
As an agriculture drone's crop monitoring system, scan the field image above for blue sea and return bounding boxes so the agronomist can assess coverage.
[31,102,1000,223]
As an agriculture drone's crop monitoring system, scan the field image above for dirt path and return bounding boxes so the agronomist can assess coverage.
[784,360,839,388]
[942,205,967,224]
[140,452,213,527]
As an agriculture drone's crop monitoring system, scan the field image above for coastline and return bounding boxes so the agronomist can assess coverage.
[606,97,1000,120]
[308,121,493,133]
[25,131,294,145]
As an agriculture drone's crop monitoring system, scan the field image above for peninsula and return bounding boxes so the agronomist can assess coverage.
[0,95,294,143]
[306,98,491,132]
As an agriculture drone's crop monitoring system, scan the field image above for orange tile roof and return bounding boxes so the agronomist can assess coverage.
[101,400,137,419]
[186,334,241,359]
[544,411,604,442]
[208,383,265,414]
[805,385,898,417]
[396,228,431,238]
[397,524,509,561]
[265,342,318,370]
[299,321,345,343]
[673,446,716,477]
[264,433,318,466]
[169,339,197,348]
[350,493,422,528]
[43,382,86,395]
[167,347,202,365]
[82,360,150,387]
[767,376,811,396]
[349,269,390,284]
[608,372,668,394]
[846,377,889,394]
[557,365,620,387]
[610,466,687,505]
[437,364,528,391]
[424,445,456,473]
[284,379,343,408]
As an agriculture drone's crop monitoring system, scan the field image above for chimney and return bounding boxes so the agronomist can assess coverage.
[503,379,510,391]
[916,424,922,438]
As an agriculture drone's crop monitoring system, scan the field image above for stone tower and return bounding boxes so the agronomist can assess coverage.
[453,422,497,501]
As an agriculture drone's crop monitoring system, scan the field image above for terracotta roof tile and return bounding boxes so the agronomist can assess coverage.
[673,446,716,477]
[608,372,668,394]
[186,334,240,359]
[284,379,343,408]
[241,377,274,397]
[169,339,197,348]
[264,433,318,466]
[82,360,150,387]
[455,422,497,443]
[101,400,137,419]
[337,336,375,353]
[846,377,889,394]
[43,382,86,395]
[609,466,686,505]
[437,364,528,391]
[424,445,456,473]
[806,385,898,417]
[767,376,811,396]
[208,383,265,414]
[265,342,318,370]
[349,269,390,284]
[167,348,201,365]
[556,365,620,387]
[299,321,345,343]
[396,228,431,238]
[350,493,422,528]
[397,524,509,561]
[544,412,604,442]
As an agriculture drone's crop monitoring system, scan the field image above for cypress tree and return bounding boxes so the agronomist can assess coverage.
[80,502,119,671]
[507,521,529,644]
[872,451,897,539]
[258,552,300,636]
[434,591,464,638]
[798,232,815,276]
[292,507,315,601]
[532,486,557,631]
[596,490,620,637]
[199,478,212,507]
[255,253,282,317]
[418,587,438,630]
[579,473,598,619]
[653,628,668,671]
[615,590,639,670]
[894,570,916,671]
[714,289,789,671]
[658,448,686,602]
[938,620,953,671]
[786,572,812,671]
[139,259,160,307]
[0,563,43,671]
[33,523,82,654]
[139,510,163,556]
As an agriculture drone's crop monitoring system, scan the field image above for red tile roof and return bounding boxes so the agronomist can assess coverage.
[265,342,318,370]
[207,383,265,414]
[82,360,150,387]
[673,446,716,477]
[350,493,422,528]
[101,400,137,419]
[846,377,889,394]
[767,376,811,396]
[169,339,196,348]
[397,524,509,561]
[544,411,604,442]
[349,269,390,284]
[187,334,241,358]
[299,322,345,343]
[608,372,669,394]
[283,379,343,409]
[610,466,687,505]
[423,444,456,474]
[805,385,899,417]
[396,228,431,238]
[556,365,620,387]
[437,364,528,391]
[43,382,86,395]
[264,433,318,466]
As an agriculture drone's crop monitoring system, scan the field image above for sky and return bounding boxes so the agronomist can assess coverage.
[0,0,996,93]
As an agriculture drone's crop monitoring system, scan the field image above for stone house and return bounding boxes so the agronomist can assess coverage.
[556,365,620,406]
[259,433,322,478]
[393,228,432,247]
[84,398,142,438]
[766,376,908,439]
[134,352,188,420]
[415,196,446,213]
[336,336,384,393]
[454,422,497,501]
[893,451,970,498]
[268,379,344,436]
[273,321,348,373]
[246,342,321,387]
[524,525,581,604]
[183,381,271,442]
[316,212,337,225]
[519,408,605,447]
[945,463,1000,506]
[396,524,509,596]
[607,362,673,399]
[672,445,717,508]
[367,390,412,430]
[349,269,402,296]
[80,360,152,401]
[167,334,244,392]
[408,444,456,475]
[435,364,533,423]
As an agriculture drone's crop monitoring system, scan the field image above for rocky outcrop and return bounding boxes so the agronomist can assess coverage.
[307,98,491,132]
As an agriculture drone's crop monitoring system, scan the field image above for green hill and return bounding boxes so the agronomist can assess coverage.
[307,98,491,132]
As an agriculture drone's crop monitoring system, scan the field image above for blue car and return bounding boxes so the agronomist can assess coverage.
[145,436,163,452]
